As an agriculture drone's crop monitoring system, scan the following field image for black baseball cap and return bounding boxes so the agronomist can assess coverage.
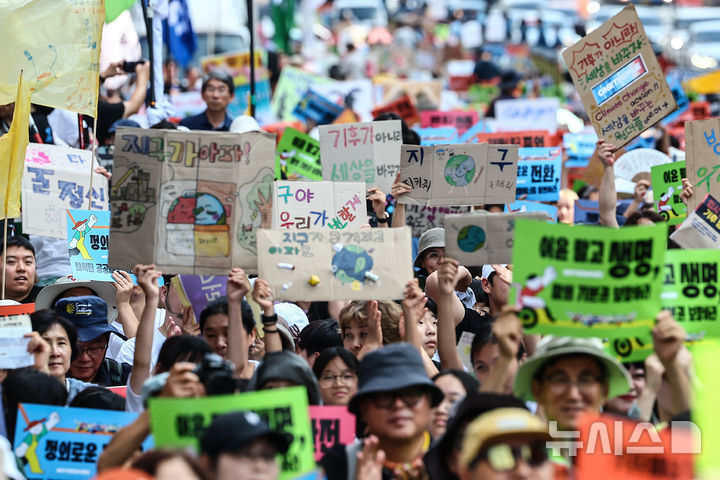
[200,411,292,457]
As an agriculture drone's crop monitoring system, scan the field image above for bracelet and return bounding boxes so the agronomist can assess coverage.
[261,313,278,325]
[263,328,279,333]
[376,213,389,224]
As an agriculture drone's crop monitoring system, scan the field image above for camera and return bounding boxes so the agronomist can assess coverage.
[193,353,236,396]
[122,60,147,73]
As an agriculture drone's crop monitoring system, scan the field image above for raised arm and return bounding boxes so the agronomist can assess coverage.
[227,268,251,379]
[402,278,439,377]
[129,264,161,394]
[252,278,283,354]
[597,140,620,228]
[367,187,389,228]
[113,270,139,338]
[433,259,464,371]
[390,173,413,228]
[652,310,692,420]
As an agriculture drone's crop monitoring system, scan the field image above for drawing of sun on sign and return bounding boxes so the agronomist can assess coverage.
[110,164,156,231]
[331,243,376,291]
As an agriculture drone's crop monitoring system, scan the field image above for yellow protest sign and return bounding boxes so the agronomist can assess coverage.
[0,0,104,117]
[0,73,30,219]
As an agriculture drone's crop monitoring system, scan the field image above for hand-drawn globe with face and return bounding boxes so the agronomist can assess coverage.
[444,154,476,187]
[331,245,374,284]
[457,225,486,252]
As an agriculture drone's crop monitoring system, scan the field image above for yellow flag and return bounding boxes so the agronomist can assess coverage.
[0,0,104,117]
[0,73,30,219]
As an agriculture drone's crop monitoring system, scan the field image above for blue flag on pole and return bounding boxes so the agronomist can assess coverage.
[163,0,197,68]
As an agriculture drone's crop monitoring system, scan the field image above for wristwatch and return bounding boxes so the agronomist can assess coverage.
[376,212,389,224]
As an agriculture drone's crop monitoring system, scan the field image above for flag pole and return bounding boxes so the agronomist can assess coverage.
[247,0,256,117]
[142,0,156,107]
[1,218,7,300]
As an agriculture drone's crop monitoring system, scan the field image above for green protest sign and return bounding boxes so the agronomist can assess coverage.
[277,128,322,180]
[603,334,654,363]
[148,387,315,479]
[650,161,687,225]
[693,342,719,479]
[468,84,499,106]
[511,220,667,338]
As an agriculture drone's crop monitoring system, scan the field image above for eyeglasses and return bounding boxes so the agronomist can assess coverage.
[543,372,602,393]
[205,86,230,94]
[319,372,357,388]
[473,441,548,472]
[78,344,107,357]
[368,388,426,409]
[425,252,444,261]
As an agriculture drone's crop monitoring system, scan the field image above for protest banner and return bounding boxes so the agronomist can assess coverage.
[370,94,419,126]
[494,98,560,133]
[574,199,601,225]
[109,128,275,275]
[0,0,103,116]
[670,194,720,249]
[14,403,151,480]
[276,128,322,180]
[511,220,667,338]
[685,118,720,212]
[420,111,479,134]
[505,201,558,223]
[314,79,375,122]
[650,161,687,225]
[516,147,562,202]
[272,181,366,230]
[562,4,677,149]
[0,303,33,369]
[574,414,693,480]
[173,275,227,321]
[695,343,720,479]
[22,144,110,239]
[272,67,335,121]
[170,91,206,118]
[66,209,111,282]
[416,127,459,145]
[149,387,314,480]
[476,130,554,148]
[404,205,471,237]
[443,211,546,266]
[564,132,598,167]
[319,120,402,193]
[1,73,29,220]
[458,120,492,143]
[257,227,413,301]
[467,84,499,107]
[604,334,654,363]
[292,89,344,125]
[309,406,355,461]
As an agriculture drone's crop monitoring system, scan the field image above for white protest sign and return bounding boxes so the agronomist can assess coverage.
[0,303,33,370]
[271,181,367,230]
[494,97,560,133]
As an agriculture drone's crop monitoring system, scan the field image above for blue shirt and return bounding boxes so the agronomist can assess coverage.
[179,110,233,131]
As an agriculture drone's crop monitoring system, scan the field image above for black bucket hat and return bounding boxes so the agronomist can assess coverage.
[348,343,444,415]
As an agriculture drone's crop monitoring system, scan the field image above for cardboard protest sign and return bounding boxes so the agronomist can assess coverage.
[319,120,402,193]
[396,145,434,206]
[149,388,314,479]
[650,161,687,225]
[670,194,720,249]
[109,128,275,274]
[443,211,546,266]
[516,147,562,202]
[66,209,111,281]
[309,406,355,461]
[370,94,419,126]
[511,220,667,338]
[313,79,375,122]
[276,128,322,180]
[174,275,227,321]
[574,199,601,225]
[22,144,110,239]
[272,181,366,230]
[494,98,560,133]
[14,403,150,480]
[562,4,677,148]
[404,205,471,237]
[416,127,459,145]
[685,119,720,212]
[476,131,554,147]
[271,67,335,121]
[0,303,33,369]
[257,227,413,301]
[292,89,344,125]
[505,201,558,223]
[420,111,478,134]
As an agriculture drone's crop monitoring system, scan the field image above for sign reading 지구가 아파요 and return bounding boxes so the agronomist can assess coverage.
[271,181,366,230]
[511,219,667,338]
[562,4,677,149]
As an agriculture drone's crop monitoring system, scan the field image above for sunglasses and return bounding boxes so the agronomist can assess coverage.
[472,441,548,472]
[368,388,427,409]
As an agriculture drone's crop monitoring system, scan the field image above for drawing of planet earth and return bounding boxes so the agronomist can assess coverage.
[167,192,227,225]
[331,245,373,284]
[444,154,476,187]
[457,225,486,252]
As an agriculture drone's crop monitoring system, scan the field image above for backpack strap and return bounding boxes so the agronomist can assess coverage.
[103,358,123,385]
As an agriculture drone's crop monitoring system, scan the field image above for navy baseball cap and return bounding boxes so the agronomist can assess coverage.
[54,295,123,342]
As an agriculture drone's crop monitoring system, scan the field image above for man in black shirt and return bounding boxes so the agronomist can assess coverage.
[2,236,41,304]
[179,70,235,132]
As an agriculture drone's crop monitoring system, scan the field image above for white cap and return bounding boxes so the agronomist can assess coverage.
[229,115,260,134]
[481,264,507,280]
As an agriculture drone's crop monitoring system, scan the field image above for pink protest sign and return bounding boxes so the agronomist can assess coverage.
[309,406,356,461]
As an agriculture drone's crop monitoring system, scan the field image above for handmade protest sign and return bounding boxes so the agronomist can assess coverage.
[66,209,111,281]
[511,220,667,338]
[685,119,720,213]
[309,406,355,461]
[272,67,335,121]
[651,161,687,225]
[0,303,33,369]
[670,194,720,249]
[109,128,275,274]
[494,98,560,133]
[516,147,562,202]
[319,120,402,193]
[420,111,478,134]
[443,211,546,266]
[149,387,314,480]
[14,403,151,480]
[174,275,227,321]
[505,201,558,223]
[371,94,419,126]
[562,4,677,148]
[476,131,553,147]
[276,128,321,180]
[396,145,434,206]
[272,181,366,230]
[22,144,110,239]
[257,227,413,301]
[404,205,471,237]
[292,89,344,125]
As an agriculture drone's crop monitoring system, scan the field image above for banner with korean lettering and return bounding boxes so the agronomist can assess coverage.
[516,147,562,202]
[276,128,321,180]
[420,111,478,134]
[562,4,677,149]
[504,201,558,223]
[257,227,413,301]
[272,181,366,230]
[651,161,687,225]
[319,120,402,193]
[564,132,598,167]
[109,128,276,275]
[494,98,560,133]
[476,130,554,148]
[670,194,720,249]
[309,406,355,461]
[405,205,471,237]
[149,387,314,480]
[0,303,33,370]
[66,209,111,281]
[397,145,434,205]
[685,119,720,213]
[14,403,151,480]
[292,89,344,125]
[511,220,667,338]
[416,127,459,146]
[177,275,227,321]
[22,144,109,239]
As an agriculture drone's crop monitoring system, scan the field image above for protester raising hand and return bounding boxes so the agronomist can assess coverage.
[402,278,438,377]
[679,178,695,205]
[480,306,523,394]
[432,258,465,371]
[356,300,383,359]
[130,264,162,395]
[367,187,389,228]
[437,257,459,296]
[25,331,51,374]
[652,310,692,420]
[113,269,139,338]
[355,435,386,480]
[391,172,412,228]
[252,278,283,354]
[227,268,252,378]
[597,139,621,228]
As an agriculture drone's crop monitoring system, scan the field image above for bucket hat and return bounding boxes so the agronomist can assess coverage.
[414,228,445,269]
[36,275,119,322]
